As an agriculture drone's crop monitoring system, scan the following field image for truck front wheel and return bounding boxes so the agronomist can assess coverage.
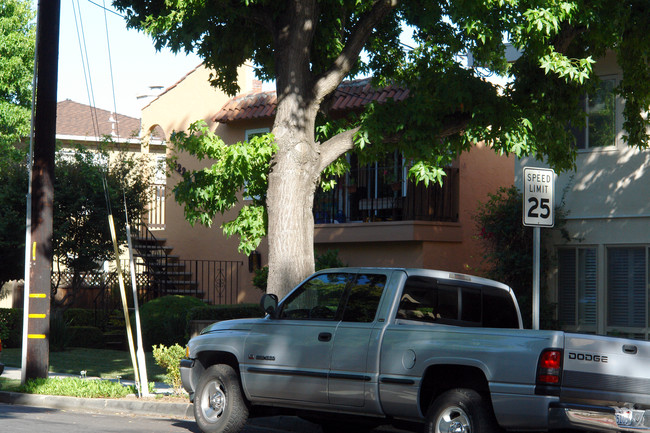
[425,388,501,433]
[194,364,249,433]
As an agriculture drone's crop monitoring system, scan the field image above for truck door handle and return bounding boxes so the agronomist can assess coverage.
[318,332,332,342]
[623,344,638,354]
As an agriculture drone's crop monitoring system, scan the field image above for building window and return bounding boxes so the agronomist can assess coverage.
[557,248,597,329]
[313,151,459,224]
[243,128,270,201]
[575,78,617,150]
[607,247,647,329]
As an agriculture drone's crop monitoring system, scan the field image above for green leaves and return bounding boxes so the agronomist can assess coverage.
[539,51,594,84]
[0,0,35,153]
[171,121,276,254]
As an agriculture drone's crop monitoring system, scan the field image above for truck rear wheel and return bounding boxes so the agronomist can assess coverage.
[425,388,501,433]
[194,364,249,433]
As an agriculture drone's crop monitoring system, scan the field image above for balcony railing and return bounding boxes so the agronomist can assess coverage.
[314,167,459,223]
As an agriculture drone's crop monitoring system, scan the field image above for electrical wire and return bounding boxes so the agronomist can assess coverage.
[71,0,101,139]
[102,0,120,140]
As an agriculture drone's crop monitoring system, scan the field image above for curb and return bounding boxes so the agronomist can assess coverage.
[0,390,194,419]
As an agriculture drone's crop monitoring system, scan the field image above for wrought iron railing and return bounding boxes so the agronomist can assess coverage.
[178,260,243,305]
[314,167,459,223]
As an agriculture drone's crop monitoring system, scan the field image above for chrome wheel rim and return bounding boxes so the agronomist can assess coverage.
[201,380,227,423]
[435,406,471,433]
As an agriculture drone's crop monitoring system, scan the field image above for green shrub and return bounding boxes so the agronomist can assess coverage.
[315,248,346,270]
[63,309,95,327]
[0,308,22,348]
[50,312,72,352]
[152,344,185,394]
[186,304,264,339]
[68,326,105,349]
[252,249,345,293]
[139,295,206,350]
[187,304,264,322]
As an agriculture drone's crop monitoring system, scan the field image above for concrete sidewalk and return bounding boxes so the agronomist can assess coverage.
[0,366,194,419]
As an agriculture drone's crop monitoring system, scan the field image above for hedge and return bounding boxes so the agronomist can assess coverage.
[0,308,23,348]
[185,304,265,339]
[68,326,106,349]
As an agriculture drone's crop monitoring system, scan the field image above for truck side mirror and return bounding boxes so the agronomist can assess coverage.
[260,294,279,318]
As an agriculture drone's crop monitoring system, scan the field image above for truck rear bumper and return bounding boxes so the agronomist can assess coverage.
[549,402,650,432]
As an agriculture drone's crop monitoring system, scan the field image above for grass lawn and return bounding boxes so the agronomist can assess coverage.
[2,347,167,383]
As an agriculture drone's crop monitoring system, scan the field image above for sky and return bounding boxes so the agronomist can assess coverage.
[53,0,203,118]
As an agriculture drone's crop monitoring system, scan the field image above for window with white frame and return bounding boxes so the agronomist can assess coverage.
[575,78,618,150]
[557,247,597,329]
[243,128,270,201]
[607,247,647,329]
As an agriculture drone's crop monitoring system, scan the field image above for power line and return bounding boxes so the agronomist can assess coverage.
[86,0,123,18]
[102,0,120,139]
[72,0,101,139]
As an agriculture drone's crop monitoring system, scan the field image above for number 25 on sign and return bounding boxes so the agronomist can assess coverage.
[523,167,555,227]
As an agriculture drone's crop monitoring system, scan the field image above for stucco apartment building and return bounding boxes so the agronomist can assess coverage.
[142,64,514,304]
[516,52,650,340]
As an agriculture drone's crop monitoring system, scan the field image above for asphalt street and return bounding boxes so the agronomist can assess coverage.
[0,367,414,433]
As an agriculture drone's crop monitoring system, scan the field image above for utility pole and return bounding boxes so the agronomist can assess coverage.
[22,0,61,381]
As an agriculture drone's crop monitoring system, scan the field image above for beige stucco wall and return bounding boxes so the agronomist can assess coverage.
[514,51,650,337]
[315,142,514,275]
[141,64,264,303]
[142,64,514,303]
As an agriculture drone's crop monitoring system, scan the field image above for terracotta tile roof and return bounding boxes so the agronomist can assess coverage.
[56,99,141,140]
[214,78,409,123]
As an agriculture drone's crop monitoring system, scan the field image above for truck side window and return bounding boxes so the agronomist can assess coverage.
[482,289,520,328]
[341,274,387,323]
[397,276,519,328]
[397,276,452,323]
[279,273,350,320]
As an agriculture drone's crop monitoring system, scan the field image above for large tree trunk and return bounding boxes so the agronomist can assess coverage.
[265,127,319,298]
[265,0,397,298]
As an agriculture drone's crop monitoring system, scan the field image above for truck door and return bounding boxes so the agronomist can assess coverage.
[329,273,388,407]
[243,272,351,405]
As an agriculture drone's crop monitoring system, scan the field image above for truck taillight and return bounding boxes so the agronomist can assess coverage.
[536,349,562,395]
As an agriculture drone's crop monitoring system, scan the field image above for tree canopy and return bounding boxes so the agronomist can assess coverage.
[0,146,153,308]
[114,0,650,296]
[0,0,35,161]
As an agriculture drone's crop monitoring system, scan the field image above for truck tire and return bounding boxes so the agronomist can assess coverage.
[425,388,501,433]
[194,364,249,433]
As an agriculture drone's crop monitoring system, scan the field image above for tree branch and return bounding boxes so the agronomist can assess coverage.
[317,127,360,173]
[313,0,398,101]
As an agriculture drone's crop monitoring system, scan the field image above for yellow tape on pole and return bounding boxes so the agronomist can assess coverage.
[108,214,141,392]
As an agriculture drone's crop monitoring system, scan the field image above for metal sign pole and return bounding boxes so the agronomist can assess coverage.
[523,166,555,331]
[532,226,541,330]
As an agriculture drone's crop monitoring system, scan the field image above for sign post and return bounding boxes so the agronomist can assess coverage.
[523,167,555,330]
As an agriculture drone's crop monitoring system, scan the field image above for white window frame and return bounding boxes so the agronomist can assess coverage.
[605,245,649,340]
[243,128,270,201]
[576,75,620,151]
[557,246,598,333]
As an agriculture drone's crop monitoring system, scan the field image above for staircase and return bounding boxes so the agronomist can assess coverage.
[130,222,203,300]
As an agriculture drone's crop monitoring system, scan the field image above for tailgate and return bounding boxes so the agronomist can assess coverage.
[562,333,650,407]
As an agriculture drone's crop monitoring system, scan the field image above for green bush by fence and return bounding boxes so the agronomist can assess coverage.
[185,304,265,339]
[138,295,207,350]
[63,309,96,327]
[68,326,105,349]
[0,308,23,348]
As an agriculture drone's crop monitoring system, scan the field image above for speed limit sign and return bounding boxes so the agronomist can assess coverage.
[523,167,555,227]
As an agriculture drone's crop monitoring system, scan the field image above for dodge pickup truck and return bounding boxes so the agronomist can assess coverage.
[180,267,650,433]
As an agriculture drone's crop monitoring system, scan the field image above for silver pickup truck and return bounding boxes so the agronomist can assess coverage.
[180,267,650,433]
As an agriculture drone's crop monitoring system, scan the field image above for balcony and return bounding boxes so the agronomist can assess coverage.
[314,166,459,224]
